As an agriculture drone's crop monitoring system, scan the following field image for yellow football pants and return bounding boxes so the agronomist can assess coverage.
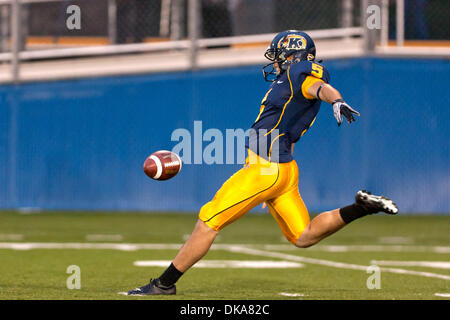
[199,150,310,244]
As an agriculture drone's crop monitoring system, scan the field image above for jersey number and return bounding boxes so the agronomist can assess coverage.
[311,63,323,78]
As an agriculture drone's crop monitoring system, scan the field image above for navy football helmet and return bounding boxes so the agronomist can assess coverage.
[262,30,316,82]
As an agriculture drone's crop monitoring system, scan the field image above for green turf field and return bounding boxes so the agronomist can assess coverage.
[0,211,449,300]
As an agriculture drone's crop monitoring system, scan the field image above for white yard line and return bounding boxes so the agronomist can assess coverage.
[1,241,448,281]
[0,234,23,241]
[377,267,450,281]
[378,237,414,244]
[134,260,303,268]
[183,234,222,242]
[182,234,190,241]
[85,234,123,242]
[16,207,41,214]
[279,292,305,297]
[0,242,183,251]
[225,245,369,271]
[434,293,450,298]
[0,242,449,253]
[223,245,450,281]
[371,260,450,270]
[259,244,450,254]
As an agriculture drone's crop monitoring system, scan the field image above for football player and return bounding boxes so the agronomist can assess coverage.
[128,30,398,295]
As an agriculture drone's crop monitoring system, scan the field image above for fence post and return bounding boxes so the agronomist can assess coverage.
[160,0,171,37]
[11,0,20,83]
[171,0,184,41]
[381,0,389,47]
[361,0,369,53]
[188,0,199,70]
[396,0,404,46]
[107,0,117,44]
[0,4,9,53]
[341,0,353,41]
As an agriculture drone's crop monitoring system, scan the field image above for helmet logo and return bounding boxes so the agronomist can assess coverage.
[280,35,307,51]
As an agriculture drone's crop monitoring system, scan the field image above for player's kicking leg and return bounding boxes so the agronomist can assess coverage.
[295,190,398,248]
[127,190,397,295]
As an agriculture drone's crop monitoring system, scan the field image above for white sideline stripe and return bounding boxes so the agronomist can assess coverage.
[134,260,304,269]
[225,245,369,271]
[378,237,414,244]
[434,293,450,298]
[375,267,450,281]
[223,245,450,281]
[85,234,123,242]
[0,242,449,253]
[279,292,305,297]
[370,260,450,270]
[182,234,222,242]
[260,244,450,254]
[0,242,448,281]
[17,207,41,214]
[0,234,23,241]
[0,242,183,251]
[182,234,190,241]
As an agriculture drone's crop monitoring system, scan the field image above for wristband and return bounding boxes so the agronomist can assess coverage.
[332,98,344,105]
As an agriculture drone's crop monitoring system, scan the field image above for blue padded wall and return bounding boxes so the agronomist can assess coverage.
[0,57,448,213]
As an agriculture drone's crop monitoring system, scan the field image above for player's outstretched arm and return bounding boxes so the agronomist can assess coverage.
[307,82,360,126]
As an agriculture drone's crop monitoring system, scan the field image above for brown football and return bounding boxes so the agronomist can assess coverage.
[143,150,182,181]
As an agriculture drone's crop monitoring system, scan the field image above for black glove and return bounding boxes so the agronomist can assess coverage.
[332,99,360,126]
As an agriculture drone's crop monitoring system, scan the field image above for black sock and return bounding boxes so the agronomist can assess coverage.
[158,263,184,287]
[339,203,369,224]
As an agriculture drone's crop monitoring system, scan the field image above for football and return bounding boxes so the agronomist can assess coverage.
[143,150,182,181]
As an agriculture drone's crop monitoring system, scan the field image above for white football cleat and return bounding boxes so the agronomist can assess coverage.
[355,190,399,215]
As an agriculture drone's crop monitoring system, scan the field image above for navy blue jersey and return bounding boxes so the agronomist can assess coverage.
[246,61,330,163]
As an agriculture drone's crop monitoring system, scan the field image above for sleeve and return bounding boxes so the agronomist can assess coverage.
[301,75,324,100]
[291,61,330,100]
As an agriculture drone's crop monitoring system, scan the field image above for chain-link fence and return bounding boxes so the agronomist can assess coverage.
[0,0,164,51]
[201,0,363,37]
[387,0,449,41]
[0,0,448,82]
[0,0,366,52]
[0,0,448,50]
